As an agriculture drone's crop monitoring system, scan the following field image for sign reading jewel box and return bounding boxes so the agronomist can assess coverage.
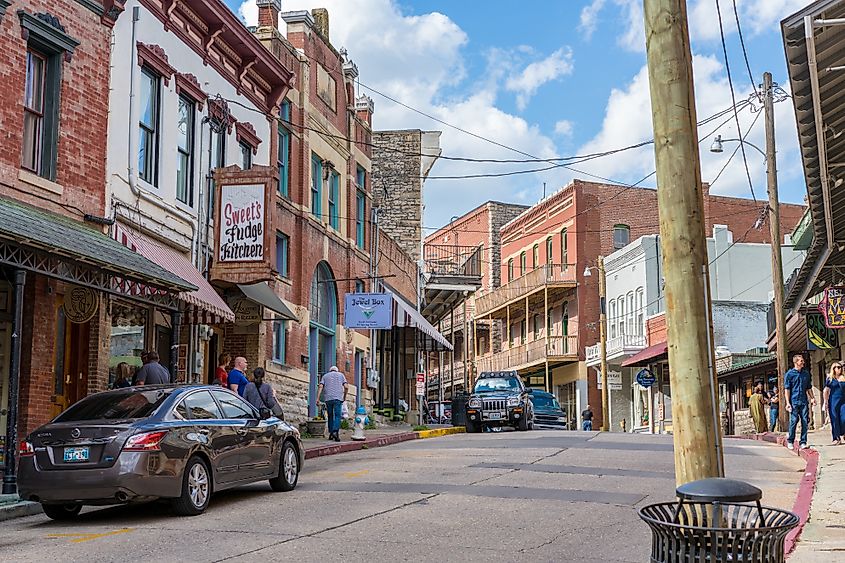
[344,293,392,329]
[219,184,265,263]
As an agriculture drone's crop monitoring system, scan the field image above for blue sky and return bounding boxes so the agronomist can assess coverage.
[232,0,811,230]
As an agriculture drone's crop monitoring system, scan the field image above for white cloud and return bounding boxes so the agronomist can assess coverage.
[505,48,574,110]
[579,0,606,40]
[554,120,574,138]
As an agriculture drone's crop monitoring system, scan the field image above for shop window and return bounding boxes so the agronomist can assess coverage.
[176,95,195,206]
[278,100,290,197]
[273,319,286,364]
[109,303,147,386]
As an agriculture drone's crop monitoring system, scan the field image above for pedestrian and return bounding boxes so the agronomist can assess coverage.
[748,384,768,434]
[784,354,816,450]
[227,357,250,396]
[244,368,283,417]
[822,362,845,445]
[132,351,148,385]
[318,366,348,442]
[581,404,594,431]
[113,362,132,388]
[134,351,171,385]
[768,385,780,432]
[216,353,231,388]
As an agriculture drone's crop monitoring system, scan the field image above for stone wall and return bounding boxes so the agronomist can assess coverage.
[372,130,424,262]
[733,409,756,435]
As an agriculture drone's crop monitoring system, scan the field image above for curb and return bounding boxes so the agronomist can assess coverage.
[734,433,819,556]
[0,500,42,522]
[304,426,465,460]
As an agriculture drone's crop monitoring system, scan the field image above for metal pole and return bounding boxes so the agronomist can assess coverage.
[599,256,609,431]
[644,0,723,483]
[463,298,469,391]
[764,71,788,432]
[2,270,25,495]
[449,307,455,397]
[544,284,550,392]
[169,309,182,383]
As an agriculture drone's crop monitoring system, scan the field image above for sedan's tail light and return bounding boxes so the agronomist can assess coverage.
[19,441,34,457]
[123,430,169,452]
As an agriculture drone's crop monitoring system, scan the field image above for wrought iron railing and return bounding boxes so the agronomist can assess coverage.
[476,335,578,372]
[423,244,482,277]
[475,264,576,316]
[585,334,647,365]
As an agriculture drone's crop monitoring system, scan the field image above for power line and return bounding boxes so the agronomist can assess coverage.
[732,0,760,100]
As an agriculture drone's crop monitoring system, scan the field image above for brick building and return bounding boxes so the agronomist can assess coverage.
[0,0,201,490]
[470,179,805,427]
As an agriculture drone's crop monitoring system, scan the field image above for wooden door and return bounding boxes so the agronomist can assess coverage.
[51,302,90,417]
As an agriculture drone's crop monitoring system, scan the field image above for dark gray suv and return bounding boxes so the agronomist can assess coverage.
[465,371,534,432]
[18,385,303,520]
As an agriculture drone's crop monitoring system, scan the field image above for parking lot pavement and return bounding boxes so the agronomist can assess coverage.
[0,431,804,563]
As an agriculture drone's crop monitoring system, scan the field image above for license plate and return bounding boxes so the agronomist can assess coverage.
[63,447,89,463]
[488,412,502,420]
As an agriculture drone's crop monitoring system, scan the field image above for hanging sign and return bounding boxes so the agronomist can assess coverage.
[807,312,839,350]
[818,286,845,329]
[596,369,623,390]
[63,286,98,324]
[636,368,657,388]
[218,184,265,262]
[344,293,392,329]
[230,297,261,325]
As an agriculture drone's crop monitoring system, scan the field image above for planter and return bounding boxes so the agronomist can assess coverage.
[306,419,326,437]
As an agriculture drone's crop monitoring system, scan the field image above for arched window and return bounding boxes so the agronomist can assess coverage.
[636,288,645,336]
[308,261,337,415]
[609,299,617,339]
[618,298,625,336]
[613,224,630,250]
[310,262,337,329]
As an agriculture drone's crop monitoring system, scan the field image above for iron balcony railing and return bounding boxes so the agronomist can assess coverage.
[476,335,578,373]
[475,264,577,317]
[424,244,482,278]
[585,334,647,365]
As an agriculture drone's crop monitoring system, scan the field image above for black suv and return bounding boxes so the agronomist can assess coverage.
[465,371,534,432]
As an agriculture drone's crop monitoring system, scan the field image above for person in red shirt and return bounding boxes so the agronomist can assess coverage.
[216,353,231,388]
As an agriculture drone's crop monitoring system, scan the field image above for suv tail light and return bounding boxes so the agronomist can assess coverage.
[19,441,34,457]
[123,430,169,452]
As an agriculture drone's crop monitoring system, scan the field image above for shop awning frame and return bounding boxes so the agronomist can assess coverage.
[238,282,298,321]
[621,341,668,367]
[384,284,453,351]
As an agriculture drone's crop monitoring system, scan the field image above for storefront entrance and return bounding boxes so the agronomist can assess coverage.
[51,304,90,418]
[308,262,337,416]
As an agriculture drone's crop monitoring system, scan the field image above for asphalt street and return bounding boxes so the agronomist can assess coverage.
[0,431,803,563]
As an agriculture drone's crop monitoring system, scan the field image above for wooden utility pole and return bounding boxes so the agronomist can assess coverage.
[598,256,609,431]
[643,0,724,484]
[763,72,788,432]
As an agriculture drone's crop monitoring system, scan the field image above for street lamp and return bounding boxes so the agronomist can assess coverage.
[709,135,766,160]
[584,257,609,432]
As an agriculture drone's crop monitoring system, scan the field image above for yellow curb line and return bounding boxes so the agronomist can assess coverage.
[415,427,466,439]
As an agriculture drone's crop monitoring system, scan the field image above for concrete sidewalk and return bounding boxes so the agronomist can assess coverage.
[790,429,845,561]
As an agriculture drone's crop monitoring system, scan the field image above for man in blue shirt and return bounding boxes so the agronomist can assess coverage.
[227,356,250,397]
[784,354,816,450]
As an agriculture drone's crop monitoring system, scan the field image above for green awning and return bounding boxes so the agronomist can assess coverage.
[0,197,195,292]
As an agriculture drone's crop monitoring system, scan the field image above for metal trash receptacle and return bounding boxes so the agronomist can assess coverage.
[638,478,799,562]
[450,393,468,427]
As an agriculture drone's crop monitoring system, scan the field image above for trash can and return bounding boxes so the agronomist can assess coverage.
[638,478,799,563]
[450,393,468,427]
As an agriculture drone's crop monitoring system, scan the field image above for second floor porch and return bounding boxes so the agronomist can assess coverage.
[585,334,648,367]
[475,263,577,318]
[476,335,578,374]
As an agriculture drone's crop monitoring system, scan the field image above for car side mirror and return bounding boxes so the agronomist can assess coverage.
[258,407,272,420]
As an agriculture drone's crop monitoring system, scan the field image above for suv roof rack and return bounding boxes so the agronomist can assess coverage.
[477,371,519,379]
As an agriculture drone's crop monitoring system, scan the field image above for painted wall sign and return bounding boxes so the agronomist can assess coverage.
[63,286,98,324]
[819,286,845,329]
[807,311,839,350]
[344,293,392,329]
[596,369,623,390]
[230,297,261,325]
[218,183,265,262]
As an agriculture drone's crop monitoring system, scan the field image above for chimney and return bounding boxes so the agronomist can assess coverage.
[256,0,281,30]
[355,95,374,126]
[312,8,329,40]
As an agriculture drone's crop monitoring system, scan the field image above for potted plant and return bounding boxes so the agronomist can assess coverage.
[306,415,327,438]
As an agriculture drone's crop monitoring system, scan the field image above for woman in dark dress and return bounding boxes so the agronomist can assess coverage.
[823,362,845,445]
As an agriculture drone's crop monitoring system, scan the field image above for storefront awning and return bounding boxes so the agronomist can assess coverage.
[385,284,453,351]
[0,197,194,308]
[238,282,298,321]
[119,229,234,323]
[621,341,668,367]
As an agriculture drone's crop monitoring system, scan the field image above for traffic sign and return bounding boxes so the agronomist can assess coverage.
[415,373,425,396]
[636,368,657,388]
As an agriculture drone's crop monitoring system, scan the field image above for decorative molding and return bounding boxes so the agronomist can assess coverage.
[235,122,261,154]
[175,73,208,109]
[74,0,104,17]
[101,0,126,27]
[17,11,80,61]
[137,42,176,85]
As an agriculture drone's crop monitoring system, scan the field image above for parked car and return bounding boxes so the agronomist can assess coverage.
[18,385,303,520]
[465,371,534,432]
[527,390,567,429]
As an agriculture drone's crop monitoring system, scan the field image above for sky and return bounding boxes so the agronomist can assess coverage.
[228,0,812,231]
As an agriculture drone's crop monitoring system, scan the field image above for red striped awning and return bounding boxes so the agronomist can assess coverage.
[115,226,234,323]
[621,341,668,367]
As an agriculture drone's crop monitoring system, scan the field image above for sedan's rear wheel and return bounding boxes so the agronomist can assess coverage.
[269,441,299,492]
[171,456,211,516]
[42,502,81,521]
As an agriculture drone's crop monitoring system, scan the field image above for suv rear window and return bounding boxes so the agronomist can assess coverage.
[54,389,173,422]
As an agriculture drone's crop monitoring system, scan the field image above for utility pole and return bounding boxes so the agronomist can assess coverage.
[598,256,609,431]
[644,0,724,484]
[763,72,788,432]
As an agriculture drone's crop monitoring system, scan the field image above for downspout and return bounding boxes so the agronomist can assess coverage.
[790,16,834,315]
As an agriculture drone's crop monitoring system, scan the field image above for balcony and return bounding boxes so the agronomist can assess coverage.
[476,335,578,373]
[428,362,466,386]
[423,244,482,278]
[421,244,483,323]
[585,334,648,367]
[475,264,576,317]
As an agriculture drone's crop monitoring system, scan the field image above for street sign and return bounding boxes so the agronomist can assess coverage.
[415,373,425,396]
[636,368,657,388]
[596,369,622,390]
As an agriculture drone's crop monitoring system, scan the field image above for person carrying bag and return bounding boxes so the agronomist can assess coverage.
[244,368,284,418]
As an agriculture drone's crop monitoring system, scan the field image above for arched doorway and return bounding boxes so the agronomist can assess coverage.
[309,262,337,416]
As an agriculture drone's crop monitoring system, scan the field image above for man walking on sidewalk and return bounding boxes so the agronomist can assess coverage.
[581,405,594,431]
[318,366,348,442]
[785,354,816,450]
